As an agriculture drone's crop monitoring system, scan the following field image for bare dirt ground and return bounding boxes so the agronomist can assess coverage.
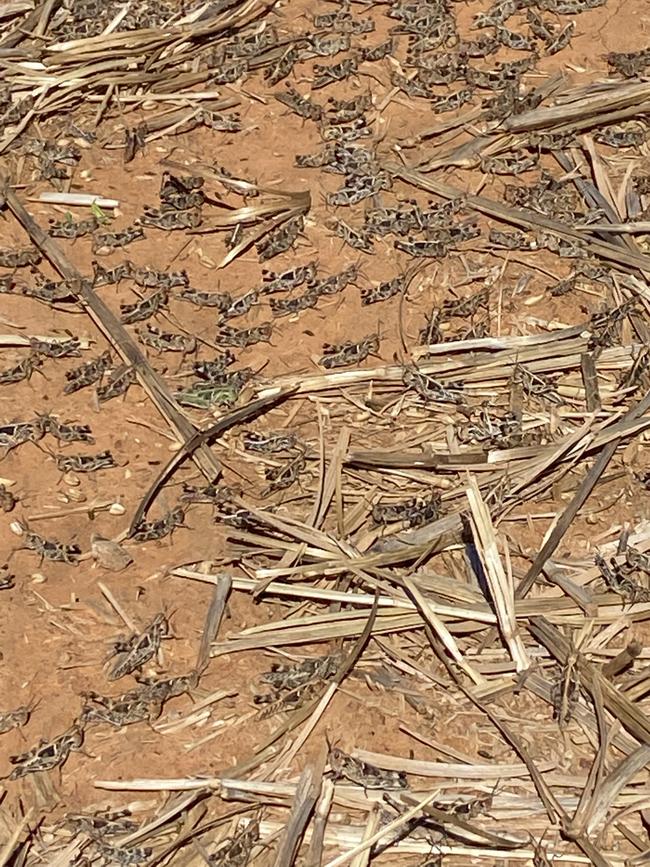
[1,0,650,864]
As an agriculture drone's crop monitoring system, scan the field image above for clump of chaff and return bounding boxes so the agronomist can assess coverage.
[0,0,275,154]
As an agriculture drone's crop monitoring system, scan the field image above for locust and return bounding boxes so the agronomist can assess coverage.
[107,613,172,681]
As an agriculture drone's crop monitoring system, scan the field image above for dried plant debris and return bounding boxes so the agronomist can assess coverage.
[4,0,650,863]
[48,0,183,38]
